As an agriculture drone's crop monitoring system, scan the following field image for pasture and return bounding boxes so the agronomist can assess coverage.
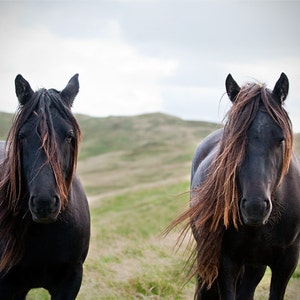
[0,112,299,299]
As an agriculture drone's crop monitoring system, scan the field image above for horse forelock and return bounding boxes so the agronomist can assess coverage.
[167,82,294,288]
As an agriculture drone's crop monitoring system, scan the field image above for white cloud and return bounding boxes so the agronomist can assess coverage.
[0,2,299,132]
[161,85,229,124]
[0,10,178,117]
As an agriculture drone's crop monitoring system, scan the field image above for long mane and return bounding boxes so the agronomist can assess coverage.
[167,82,293,288]
[0,89,81,274]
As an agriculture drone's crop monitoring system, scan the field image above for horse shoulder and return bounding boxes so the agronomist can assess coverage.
[191,128,223,188]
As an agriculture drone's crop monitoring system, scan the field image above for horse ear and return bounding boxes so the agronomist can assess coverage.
[15,75,34,106]
[225,74,240,102]
[273,73,289,103]
[61,74,79,107]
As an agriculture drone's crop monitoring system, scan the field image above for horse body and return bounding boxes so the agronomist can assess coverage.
[187,74,300,299]
[192,131,300,299]
[0,75,90,299]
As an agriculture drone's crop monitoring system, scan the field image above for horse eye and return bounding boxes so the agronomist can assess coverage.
[66,130,75,144]
[278,137,285,146]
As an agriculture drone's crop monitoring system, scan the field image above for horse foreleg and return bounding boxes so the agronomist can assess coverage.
[236,265,266,300]
[49,264,83,300]
[194,275,219,300]
[269,246,299,300]
[217,254,243,300]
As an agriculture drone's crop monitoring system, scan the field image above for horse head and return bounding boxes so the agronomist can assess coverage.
[226,73,291,226]
[14,74,80,223]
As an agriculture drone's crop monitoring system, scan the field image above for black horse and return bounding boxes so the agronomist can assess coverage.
[0,74,90,299]
[170,73,300,299]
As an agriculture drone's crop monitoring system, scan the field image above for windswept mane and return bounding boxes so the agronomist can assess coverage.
[0,88,81,274]
[167,82,293,288]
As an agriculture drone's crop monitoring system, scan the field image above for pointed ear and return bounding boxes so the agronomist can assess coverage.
[225,74,241,102]
[273,73,289,103]
[15,75,34,105]
[60,74,79,107]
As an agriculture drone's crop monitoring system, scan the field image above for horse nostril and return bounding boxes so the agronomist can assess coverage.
[53,196,60,209]
[264,199,268,208]
[264,198,271,212]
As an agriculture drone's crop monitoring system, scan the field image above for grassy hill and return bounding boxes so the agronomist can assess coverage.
[76,113,220,197]
[0,111,299,299]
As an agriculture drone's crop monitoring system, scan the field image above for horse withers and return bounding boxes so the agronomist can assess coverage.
[170,73,300,300]
[0,75,90,299]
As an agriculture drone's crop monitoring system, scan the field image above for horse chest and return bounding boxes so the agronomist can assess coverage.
[224,225,295,265]
[225,229,263,257]
[23,221,86,265]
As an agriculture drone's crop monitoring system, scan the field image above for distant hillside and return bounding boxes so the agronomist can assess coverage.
[76,112,220,160]
[75,113,221,195]
[0,112,14,139]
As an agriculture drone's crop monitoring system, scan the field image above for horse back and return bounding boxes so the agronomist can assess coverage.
[191,129,223,189]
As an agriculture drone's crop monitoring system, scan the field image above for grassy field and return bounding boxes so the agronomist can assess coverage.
[0,111,299,299]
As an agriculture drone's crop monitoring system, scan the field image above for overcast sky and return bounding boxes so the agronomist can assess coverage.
[1,0,300,131]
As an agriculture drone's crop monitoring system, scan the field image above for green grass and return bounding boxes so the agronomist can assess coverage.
[77,181,195,299]
[0,112,14,139]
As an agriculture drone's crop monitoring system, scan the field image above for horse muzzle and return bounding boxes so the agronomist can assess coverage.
[240,197,272,226]
[29,195,61,224]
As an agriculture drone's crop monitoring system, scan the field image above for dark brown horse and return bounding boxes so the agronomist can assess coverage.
[169,73,300,299]
[0,75,90,299]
